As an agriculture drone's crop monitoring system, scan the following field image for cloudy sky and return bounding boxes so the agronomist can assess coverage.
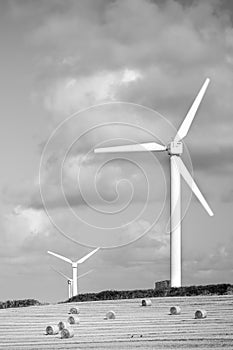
[0,0,233,302]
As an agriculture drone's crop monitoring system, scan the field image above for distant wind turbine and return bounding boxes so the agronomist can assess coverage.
[94,78,213,288]
[50,266,93,299]
[48,248,99,296]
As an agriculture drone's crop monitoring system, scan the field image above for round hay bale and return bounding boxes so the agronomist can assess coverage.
[141,299,152,306]
[170,306,181,315]
[69,307,80,315]
[195,309,207,319]
[104,310,116,319]
[58,321,69,331]
[67,315,80,325]
[45,325,59,335]
[60,327,74,339]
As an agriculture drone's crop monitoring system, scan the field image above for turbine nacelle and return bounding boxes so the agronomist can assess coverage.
[167,141,183,156]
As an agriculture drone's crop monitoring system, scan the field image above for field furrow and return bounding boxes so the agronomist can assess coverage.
[0,295,233,349]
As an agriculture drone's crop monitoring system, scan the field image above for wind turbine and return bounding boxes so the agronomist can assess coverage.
[48,248,99,296]
[50,266,93,299]
[94,78,213,288]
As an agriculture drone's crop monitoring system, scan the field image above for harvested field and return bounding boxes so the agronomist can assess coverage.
[0,295,233,349]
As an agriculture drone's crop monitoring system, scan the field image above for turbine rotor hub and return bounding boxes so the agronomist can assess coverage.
[168,141,183,156]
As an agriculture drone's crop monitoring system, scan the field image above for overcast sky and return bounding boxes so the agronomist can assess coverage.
[0,0,233,302]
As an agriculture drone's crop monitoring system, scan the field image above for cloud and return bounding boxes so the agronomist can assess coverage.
[43,69,142,115]
[8,0,232,245]
[0,207,50,262]
[101,220,170,268]
[7,0,233,220]
[183,241,233,284]
[27,0,233,182]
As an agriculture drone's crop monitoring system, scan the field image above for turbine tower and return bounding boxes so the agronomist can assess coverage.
[94,78,213,288]
[48,248,99,296]
[50,266,93,299]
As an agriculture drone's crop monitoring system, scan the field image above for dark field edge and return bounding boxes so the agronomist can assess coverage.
[63,283,233,303]
[0,299,43,309]
[1,283,233,308]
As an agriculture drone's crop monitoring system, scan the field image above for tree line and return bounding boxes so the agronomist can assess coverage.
[66,283,233,303]
[0,299,41,309]
[1,284,232,307]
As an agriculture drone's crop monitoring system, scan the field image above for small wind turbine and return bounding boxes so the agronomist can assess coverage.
[50,266,93,299]
[50,266,73,299]
[48,248,99,296]
[94,78,213,288]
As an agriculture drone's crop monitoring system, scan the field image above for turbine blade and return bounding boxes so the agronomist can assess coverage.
[174,78,210,142]
[78,269,93,279]
[175,157,214,216]
[47,250,72,264]
[50,265,71,280]
[77,247,99,264]
[94,142,166,153]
